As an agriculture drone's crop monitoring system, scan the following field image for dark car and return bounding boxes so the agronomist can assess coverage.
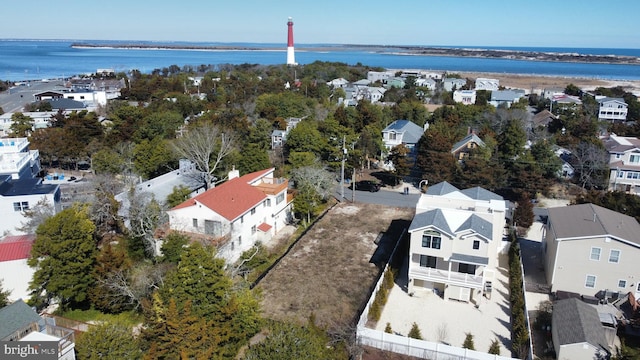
[351,180,381,192]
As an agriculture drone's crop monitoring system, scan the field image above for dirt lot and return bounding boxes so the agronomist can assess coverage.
[256,202,414,329]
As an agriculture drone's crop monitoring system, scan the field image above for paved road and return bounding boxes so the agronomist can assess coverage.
[335,184,420,208]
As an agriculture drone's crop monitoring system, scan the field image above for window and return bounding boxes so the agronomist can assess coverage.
[419,255,437,268]
[251,208,256,215]
[631,154,640,164]
[585,275,596,288]
[192,218,198,228]
[276,193,285,205]
[204,220,221,236]
[421,231,441,249]
[458,263,476,275]
[13,202,29,212]
[388,132,397,141]
[266,199,271,207]
[238,236,242,245]
[618,171,624,178]
[251,225,256,234]
[618,280,627,288]
[590,247,601,261]
[473,240,480,250]
[609,249,621,263]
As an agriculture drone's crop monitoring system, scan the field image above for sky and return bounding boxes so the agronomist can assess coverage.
[4,0,640,49]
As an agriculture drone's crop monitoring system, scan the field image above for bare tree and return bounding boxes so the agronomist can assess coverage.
[570,142,609,189]
[173,124,235,190]
[16,196,55,234]
[291,164,335,201]
[98,262,172,310]
[90,175,125,237]
[127,190,167,257]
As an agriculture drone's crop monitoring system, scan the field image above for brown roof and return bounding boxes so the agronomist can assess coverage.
[548,203,640,247]
[602,135,640,153]
[532,110,556,127]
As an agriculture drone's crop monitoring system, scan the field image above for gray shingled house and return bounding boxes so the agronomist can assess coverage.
[552,298,610,360]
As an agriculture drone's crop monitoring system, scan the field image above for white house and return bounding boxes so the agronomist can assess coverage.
[327,78,349,88]
[489,90,526,108]
[167,168,293,263]
[0,112,62,137]
[381,120,424,154]
[597,97,628,122]
[0,234,35,302]
[474,78,499,91]
[271,117,303,149]
[453,90,477,105]
[602,133,640,194]
[367,71,394,83]
[407,182,507,303]
[442,78,466,92]
[414,78,437,90]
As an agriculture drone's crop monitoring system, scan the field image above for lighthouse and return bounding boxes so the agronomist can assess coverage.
[286,17,297,66]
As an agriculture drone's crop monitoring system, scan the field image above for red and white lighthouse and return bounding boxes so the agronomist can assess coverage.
[286,17,297,66]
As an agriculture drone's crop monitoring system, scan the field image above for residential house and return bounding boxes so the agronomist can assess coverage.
[0,299,76,360]
[602,133,640,194]
[551,94,582,114]
[552,298,611,360]
[474,78,499,91]
[442,78,466,92]
[271,117,303,149]
[0,138,61,235]
[453,90,476,105]
[542,87,566,99]
[327,78,349,88]
[360,86,387,103]
[33,91,64,102]
[367,71,393,83]
[44,98,87,111]
[0,111,62,136]
[0,234,35,302]
[489,90,526,108]
[451,131,485,161]
[543,203,640,298]
[167,168,293,263]
[407,182,507,303]
[598,97,628,122]
[531,109,556,128]
[414,77,437,91]
[381,120,425,155]
[554,147,575,179]
[385,77,406,89]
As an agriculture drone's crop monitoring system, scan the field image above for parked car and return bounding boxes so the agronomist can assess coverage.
[351,180,381,192]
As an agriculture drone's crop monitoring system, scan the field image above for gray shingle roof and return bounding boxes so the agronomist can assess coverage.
[425,181,460,196]
[0,299,41,340]
[491,90,524,102]
[382,120,424,144]
[552,298,608,349]
[547,203,640,246]
[460,186,503,201]
[450,253,489,266]
[456,213,493,241]
[46,98,86,110]
[451,133,486,153]
[408,209,453,236]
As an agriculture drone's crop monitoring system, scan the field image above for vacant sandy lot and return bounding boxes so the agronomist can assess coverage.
[256,203,414,329]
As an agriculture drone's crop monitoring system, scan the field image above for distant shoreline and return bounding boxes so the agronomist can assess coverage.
[71,42,640,65]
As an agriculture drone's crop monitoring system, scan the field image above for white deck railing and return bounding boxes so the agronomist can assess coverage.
[409,266,484,288]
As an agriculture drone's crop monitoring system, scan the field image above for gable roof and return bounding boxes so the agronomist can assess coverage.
[532,110,556,127]
[170,168,273,222]
[382,120,424,144]
[602,134,640,153]
[409,209,454,236]
[0,299,41,340]
[0,235,35,262]
[409,208,494,242]
[455,213,493,241]
[451,133,486,153]
[553,298,608,349]
[460,186,503,201]
[597,97,627,106]
[491,90,524,102]
[425,181,460,196]
[548,203,640,247]
[45,98,86,110]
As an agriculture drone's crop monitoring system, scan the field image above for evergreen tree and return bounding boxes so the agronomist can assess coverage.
[159,231,189,263]
[488,338,501,355]
[385,322,393,334]
[408,322,423,340]
[89,241,132,313]
[165,185,192,208]
[0,280,10,307]
[76,320,143,360]
[462,332,475,350]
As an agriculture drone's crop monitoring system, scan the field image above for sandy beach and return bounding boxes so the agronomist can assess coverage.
[454,71,640,95]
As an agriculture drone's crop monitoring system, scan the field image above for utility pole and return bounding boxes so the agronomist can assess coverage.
[340,135,346,200]
[352,167,356,203]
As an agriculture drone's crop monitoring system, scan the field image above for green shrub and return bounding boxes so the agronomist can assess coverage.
[462,332,475,350]
[385,322,393,334]
[488,338,501,355]
[408,322,423,340]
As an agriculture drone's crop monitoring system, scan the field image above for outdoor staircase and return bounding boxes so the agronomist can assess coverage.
[484,281,493,299]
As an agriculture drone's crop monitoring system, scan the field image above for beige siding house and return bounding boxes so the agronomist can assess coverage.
[543,203,640,298]
[407,182,507,303]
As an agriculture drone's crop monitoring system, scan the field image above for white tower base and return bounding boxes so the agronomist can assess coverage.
[287,46,296,66]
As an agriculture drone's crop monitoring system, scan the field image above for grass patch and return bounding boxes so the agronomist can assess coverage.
[58,309,143,326]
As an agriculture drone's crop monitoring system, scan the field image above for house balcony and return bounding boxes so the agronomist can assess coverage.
[254,178,288,195]
[409,266,484,289]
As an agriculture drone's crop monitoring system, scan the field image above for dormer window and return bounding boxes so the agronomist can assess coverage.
[421,230,441,249]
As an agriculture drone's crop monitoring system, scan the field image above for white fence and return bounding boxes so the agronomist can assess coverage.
[355,229,517,360]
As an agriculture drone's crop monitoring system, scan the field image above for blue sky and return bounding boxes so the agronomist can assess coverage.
[4,0,640,48]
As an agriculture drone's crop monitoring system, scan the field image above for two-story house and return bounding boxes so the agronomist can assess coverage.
[0,234,35,302]
[602,133,640,194]
[597,97,628,122]
[0,299,76,360]
[407,182,507,303]
[271,117,303,149]
[453,90,476,105]
[474,78,499,91]
[0,138,61,235]
[381,119,425,160]
[167,168,293,263]
[489,90,526,108]
[442,78,467,92]
[543,203,640,299]
[450,131,486,161]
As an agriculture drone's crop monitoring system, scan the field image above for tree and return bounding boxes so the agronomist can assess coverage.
[89,241,132,313]
[244,320,339,360]
[571,141,609,189]
[387,144,411,183]
[488,338,501,355]
[9,112,34,137]
[126,191,166,259]
[173,124,235,189]
[462,332,475,350]
[408,322,423,340]
[238,143,271,174]
[133,137,176,179]
[291,165,335,223]
[385,322,393,334]
[498,118,526,160]
[75,320,143,360]
[530,140,562,178]
[16,197,55,234]
[159,231,189,263]
[28,205,97,309]
[0,279,10,307]
[92,148,124,175]
[165,185,192,208]
[513,192,535,230]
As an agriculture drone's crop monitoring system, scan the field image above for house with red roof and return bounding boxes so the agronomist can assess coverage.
[0,234,35,302]
[167,168,293,263]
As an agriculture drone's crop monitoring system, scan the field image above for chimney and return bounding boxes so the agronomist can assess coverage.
[228,166,240,180]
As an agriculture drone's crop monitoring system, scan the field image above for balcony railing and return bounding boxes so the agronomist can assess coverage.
[409,266,483,288]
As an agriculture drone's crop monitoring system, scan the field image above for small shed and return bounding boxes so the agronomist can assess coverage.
[552,298,610,360]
